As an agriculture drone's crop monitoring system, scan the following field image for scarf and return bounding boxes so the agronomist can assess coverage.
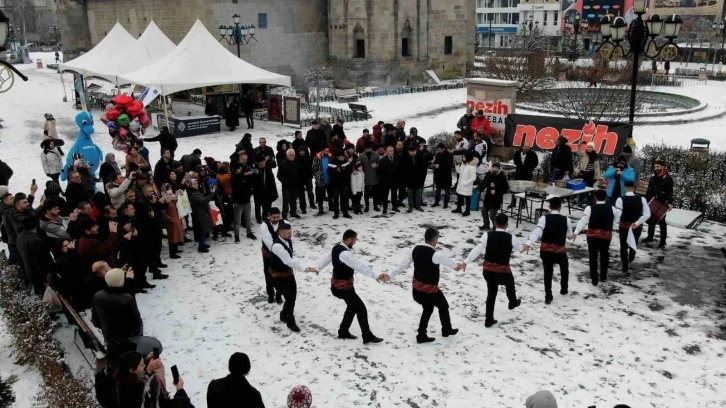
[658,169,669,178]
[105,153,121,174]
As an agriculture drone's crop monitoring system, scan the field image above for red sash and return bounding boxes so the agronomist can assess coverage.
[540,243,566,254]
[268,268,294,279]
[412,278,439,294]
[331,277,354,290]
[261,247,272,258]
[618,222,642,230]
[586,229,612,240]
[482,261,512,273]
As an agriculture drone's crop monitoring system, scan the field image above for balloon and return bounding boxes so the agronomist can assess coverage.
[139,116,151,128]
[105,103,115,112]
[112,94,133,108]
[107,121,119,131]
[107,109,121,121]
[118,127,128,139]
[129,118,141,132]
[113,137,129,152]
[100,114,109,124]
[127,100,144,118]
[117,113,131,127]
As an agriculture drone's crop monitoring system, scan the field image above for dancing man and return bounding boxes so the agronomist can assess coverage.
[313,230,385,344]
[614,181,650,275]
[572,189,622,285]
[260,207,286,304]
[523,197,573,304]
[268,222,304,332]
[391,228,463,343]
[464,214,522,328]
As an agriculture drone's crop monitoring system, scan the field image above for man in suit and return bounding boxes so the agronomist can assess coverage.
[511,144,538,208]
[207,352,265,408]
[252,154,279,224]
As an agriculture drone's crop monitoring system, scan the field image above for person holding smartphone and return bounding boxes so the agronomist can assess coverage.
[115,351,194,408]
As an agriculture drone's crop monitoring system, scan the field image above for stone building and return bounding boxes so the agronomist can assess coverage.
[58,0,475,87]
[0,0,60,46]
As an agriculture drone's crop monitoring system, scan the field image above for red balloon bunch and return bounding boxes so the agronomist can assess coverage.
[100,94,151,152]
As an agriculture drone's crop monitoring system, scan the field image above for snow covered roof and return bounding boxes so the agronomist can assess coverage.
[121,20,291,95]
[137,21,175,59]
[58,22,154,85]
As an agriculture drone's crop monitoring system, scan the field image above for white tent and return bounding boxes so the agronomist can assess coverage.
[58,22,154,85]
[137,20,175,59]
[122,20,291,94]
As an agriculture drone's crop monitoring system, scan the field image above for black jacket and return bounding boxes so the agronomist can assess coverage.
[403,136,426,152]
[180,154,202,173]
[241,96,255,114]
[433,151,454,188]
[17,230,53,295]
[144,129,178,153]
[231,167,254,204]
[646,173,674,205]
[306,128,327,154]
[65,182,90,211]
[0,159,13,185]
[253,146,275,163]
[292,138,307,153]
[99,162,119,185]
[480,171,509,208]
[513,149,539,181]
[296,153,313,181]
[92,287,143,341]
[377,154,399,186]
[207,374,264,408]
[332,124,346,140]
[252,165,278,202]
[153,158,173,188]
[225,103,240,127]
[399,151,428,189]
[551,144,574,175]
[328,157,353,188]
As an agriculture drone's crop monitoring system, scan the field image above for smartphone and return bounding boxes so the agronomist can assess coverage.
[152,347,160,360]
[31,178,36,186]
[170,365,180,385]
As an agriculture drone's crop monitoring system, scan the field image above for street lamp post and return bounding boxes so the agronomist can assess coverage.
[488,17,493,50]
[711,16,726,63]
[596,1,682,142]
[218,13,258,58]
[49,24,59,49]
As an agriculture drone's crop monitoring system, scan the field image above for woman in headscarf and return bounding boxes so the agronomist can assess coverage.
[576,141,602,205]
[161,170,185,259]
[100,152,122,186]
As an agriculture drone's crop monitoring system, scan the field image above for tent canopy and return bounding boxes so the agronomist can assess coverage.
[137,20,175,59]
[122,20,291,95]
[58,22,154,85]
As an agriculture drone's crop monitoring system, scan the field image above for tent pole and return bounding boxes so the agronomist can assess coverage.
[163,92,170,130]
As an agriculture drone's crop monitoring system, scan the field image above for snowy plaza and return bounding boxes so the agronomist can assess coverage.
[0,49,725,407]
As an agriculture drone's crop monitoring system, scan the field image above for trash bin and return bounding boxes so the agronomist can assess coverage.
[470,187,479,211]
[36,59,43,69]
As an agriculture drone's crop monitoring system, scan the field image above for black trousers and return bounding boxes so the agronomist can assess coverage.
[646,215,667,245]
[245,112,254,128]
[331,187,350,215]
[540,251,569,298]
[378,184,398,211]
[261,255,277,298]
[483,272,517,323]
[254,195,272,223]
[456,194,471,211]
[298,179,315,209]
[619,227,642,272]
[586,237,611,281]
[281,187,298,217]
[364,185,378,208]
[412,289,452,335]
[315,185,329,210]
[331,286,372,337]
[274,275,297,318]
[397,185,407,204]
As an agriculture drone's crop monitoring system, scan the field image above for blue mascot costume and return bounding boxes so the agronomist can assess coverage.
[61,111,103,182]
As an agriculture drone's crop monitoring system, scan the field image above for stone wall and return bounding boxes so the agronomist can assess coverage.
[57,0,92,61]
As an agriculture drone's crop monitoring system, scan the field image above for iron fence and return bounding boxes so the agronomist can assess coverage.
[651,74,708,87]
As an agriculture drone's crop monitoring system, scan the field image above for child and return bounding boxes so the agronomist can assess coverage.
[351,161,365,215]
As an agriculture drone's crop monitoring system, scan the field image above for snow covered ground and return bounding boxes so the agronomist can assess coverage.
[0,60,725,407]
[0,316,43,408]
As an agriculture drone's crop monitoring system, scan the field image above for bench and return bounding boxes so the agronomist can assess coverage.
[58,293,106,355]
[348,103,373,120]
[335,88,359,103]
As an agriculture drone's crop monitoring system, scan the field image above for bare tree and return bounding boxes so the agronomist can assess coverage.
[679,16,712,66]
[2,0,34,46]
[472,48,556,95]
[305,65,334,120]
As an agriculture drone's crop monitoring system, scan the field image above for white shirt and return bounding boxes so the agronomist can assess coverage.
[317,243,376,279]
[270,239,302,271]
[455,138,470,151]
[614,193,651,227]
[527,211,573,246]
[573,201,623,235]
[465,231,523,264]
[260,219,289,249]
[474,142,487,157]
[390,243,458,278]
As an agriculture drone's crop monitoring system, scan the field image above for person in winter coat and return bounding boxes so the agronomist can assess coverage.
[510,143,539,208]
[355,129,373,153]
[328,152,353,219]
[291,130,306,153]
[643,159,674,249]
[576,142,603,206]
[91,268,143,357]
[115,351,194,408]
[453,151,478,216]
[350,161,365,215]
[77,217,119,269]
[252,155,278,224]
[43,113,58,139]
[621,145,640,182]
[39,200,71,241]
[100,153,121,188]
[42,181,68,216]
[0,159,13,186]
[357,141,380,212]
[432,144,454,208]
[153,149,174,189]
[296,146,316,212]
[277,149,300,220]
[107,173,134,210]
[275,140,291,167]
[479,162,509,230]
[242,93,255,129]
[377,145,400,214]
[0,192,19,264]
[372,121,384,146]
[550,137,574,181]
[471,110,492,138]
[143,126,179,158]
[603,156,635,207]
[234,134,255,164]
[160,172,185,257]
[399,145,427,212]
[456,107,475,140]
[305,120,327,154]
[230,154,256,242]
[40,139,65,183]
[525,390,558,408]
[17,216,54,296]
[320,117,334,143]
[225,101,240,131]
[66,170,90,211]
[207,352,265,408]
[186,173,217,253]
[311,148,333,215]
[332,118,347,140]
[180,149,203,173]
[125,146,148,171]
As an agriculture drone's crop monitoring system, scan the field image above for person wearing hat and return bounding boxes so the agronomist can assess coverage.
[643,159,674,249]
[39,199,71,241]
[479,162,509,231]
[621,144,640,182]
[572,189,622,285]
[525,390,559,408]
[457,107,475,141]
[91,268,144,367]
[383,123,398,148]
[523,197,574,304]
[614,181,650,275]
[576,141,603,205]
[207,352,265,407]
[403,127,426,152]
[40,139,65,183]
[471,109,492,139]
[332,117,346,140]
[142,125,178,159]
[603,155,635,207]
[16,216,54,296]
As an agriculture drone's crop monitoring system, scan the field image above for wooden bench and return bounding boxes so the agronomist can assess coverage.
[58,293,106,354]
[335,89,358,103]
[348,103,374,120]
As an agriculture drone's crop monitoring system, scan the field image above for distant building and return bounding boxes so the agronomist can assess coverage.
[0,0,60,47]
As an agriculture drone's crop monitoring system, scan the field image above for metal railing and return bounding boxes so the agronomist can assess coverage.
[651,73,707,87]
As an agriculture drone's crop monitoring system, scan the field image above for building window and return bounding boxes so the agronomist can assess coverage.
[33,0,46,5]
[402,38,409,57]
[258,13,267,29]
[444,36,453,55]
[401,20,412,57]
[354,23,365,58]
[554,11,558,23]
[477,13,484,25]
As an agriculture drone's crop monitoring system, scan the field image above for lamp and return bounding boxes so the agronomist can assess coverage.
[633,0,648,14]
[233,13,241,25]
[646,14,663,37]
[662,14,682,39]
[241,25,248,37]
[218,24,226,36]
[0,9,8,51]
[610,16,627,42]
[599,15,612,40]
[249,24,256,36]
[226,25,234,37]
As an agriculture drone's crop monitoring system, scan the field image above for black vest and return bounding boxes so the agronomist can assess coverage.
[484,231,513,266]
[261,220,277,250]
[412,245,440,285]
[269,236,294,272]
[620,195,643,224]
[588,203,614,231]
[332,244,354,280]
[541,214,568,246]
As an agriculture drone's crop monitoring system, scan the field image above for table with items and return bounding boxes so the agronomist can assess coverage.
[506,182,598,227]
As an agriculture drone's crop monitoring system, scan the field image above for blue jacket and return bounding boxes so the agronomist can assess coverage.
[322,156,330,185]
[603,165,635,197]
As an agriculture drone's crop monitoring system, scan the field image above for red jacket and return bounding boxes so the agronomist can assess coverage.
[372,124,382,146]
[355,136,372,153]
[471,117,492,136]
[78,232,118,268]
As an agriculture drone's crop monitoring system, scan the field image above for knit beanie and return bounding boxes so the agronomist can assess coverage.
[228,352,251,375]
[46,181,62,195]
[104,268,125,288]
[525,390,558,408]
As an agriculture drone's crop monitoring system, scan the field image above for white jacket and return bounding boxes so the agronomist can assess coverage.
[455,158,479,196]
[40,148,64,175]
[351,170,365,195]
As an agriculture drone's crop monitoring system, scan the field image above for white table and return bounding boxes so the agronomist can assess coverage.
[511,186,598,227]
